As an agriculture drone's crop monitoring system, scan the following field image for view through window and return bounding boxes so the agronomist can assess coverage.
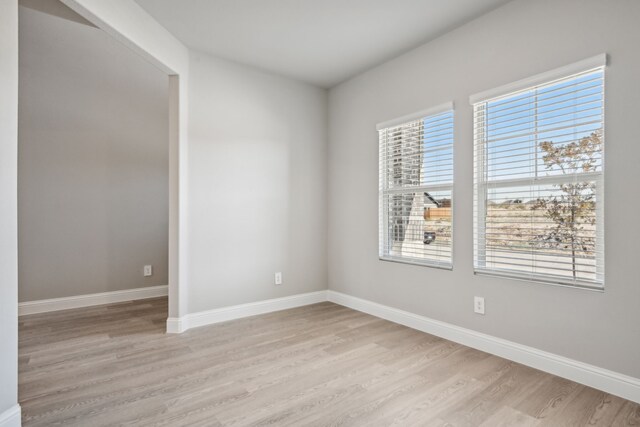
[473,67,605,288]
[379,107,454,268]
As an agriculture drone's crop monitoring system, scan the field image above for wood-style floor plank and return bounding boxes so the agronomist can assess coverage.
[18,297,640,426]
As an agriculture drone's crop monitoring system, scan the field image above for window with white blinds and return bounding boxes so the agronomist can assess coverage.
[472,57,605,289]
[378,104,454,268]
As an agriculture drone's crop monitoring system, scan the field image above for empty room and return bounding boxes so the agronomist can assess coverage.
[1,0,639,426]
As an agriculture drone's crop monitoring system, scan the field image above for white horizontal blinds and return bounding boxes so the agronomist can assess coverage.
[473,67,605,288]
[379,109,454,268]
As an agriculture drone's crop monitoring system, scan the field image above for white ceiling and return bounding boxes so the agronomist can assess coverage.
[134,0,511,88]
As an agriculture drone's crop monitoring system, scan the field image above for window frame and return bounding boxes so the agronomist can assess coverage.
[470,55,607,290]
[377,102,455,270]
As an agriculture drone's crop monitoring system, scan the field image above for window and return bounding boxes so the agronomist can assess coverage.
[378,103,454,268]
[472,55,606,289]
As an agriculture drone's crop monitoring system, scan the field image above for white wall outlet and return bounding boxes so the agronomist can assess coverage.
[144,265,153,277]
[275,272,282,285]
[474,296,485,315]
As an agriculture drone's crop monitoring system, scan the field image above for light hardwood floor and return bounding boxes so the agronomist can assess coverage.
[19,297,640,426]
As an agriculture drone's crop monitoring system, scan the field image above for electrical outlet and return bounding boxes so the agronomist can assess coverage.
[275,272,282,285]
[474,296,485,315]
[144,265,153,277]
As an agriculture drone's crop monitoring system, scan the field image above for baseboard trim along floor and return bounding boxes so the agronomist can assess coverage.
[0,404,21,427]
[18,285,168,316]
[166,290,328,333]
[166,288,640,404]
[22,286,639,405]
[326,290,640,405]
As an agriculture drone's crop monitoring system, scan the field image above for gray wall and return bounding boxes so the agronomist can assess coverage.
[187,52,328,313]
[0,0,19,419]
[328,0,640,378]
[18,5,169,302]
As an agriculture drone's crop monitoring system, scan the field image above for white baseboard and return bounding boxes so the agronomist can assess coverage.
[19,285,168,316]
[327,290,640,404]
[0,404,21,427]
[166,316,185,334]
[84,286,637,403]
[167,290,328,333]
